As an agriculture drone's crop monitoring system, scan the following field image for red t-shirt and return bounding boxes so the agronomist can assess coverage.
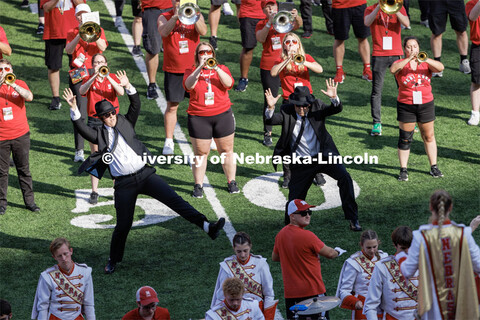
[394,59,433,104]
[467,0,480,45]
[41,0,83,40]
[0,26,8,59]
[332,0,366,9]
[239,0,266,19]
[0,80,30,141]
[141,0,172,10]
[256,19,286,70]
[273,225,326,298]
[81,74,121,117]
[274,54,315,99]
[183,65,234,116]
[365,4,405,57]
[66,27,108,69]
[161,11,200,73]
[122,307,170,320]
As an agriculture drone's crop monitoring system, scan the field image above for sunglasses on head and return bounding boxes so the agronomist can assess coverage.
[295,209,312,217]
[100,111,115,118]
[284,39,298,45]
[0,67,11,72]
[198,50,213,56]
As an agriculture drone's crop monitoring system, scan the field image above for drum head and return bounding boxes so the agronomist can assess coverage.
[297,296,341,315]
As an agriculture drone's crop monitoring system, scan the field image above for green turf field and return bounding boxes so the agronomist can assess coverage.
[0,0,479,318]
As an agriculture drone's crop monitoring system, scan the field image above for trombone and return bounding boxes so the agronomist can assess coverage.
[379,0,403,15]
[205,58,218,69]
[293,54,305,65]
[4,73,15,85]
[417,51,428,63]
[99,66,109,76]
[79,21,101,43]
[178,2,200,25]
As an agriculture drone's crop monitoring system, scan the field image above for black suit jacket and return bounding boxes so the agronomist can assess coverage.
[265,98,343,170]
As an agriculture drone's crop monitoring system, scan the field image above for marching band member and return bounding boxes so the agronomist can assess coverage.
[211,232,277,320]
[31,238,95,320]
[0,25,11,58]
[364,226,418,320]
[206,278,265,320]
[183,42,238,198]
[78,53,124,205]
[336,229,387,320]
[389,36,444,182]
[399,190,480,320]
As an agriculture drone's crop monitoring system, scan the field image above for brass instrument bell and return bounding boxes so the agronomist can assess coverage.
[178,2,200,25]
[293,54,305,65]
[99,66,109,76]
[79,21,101,43]
[417,51,428,63]
[379,0,403,15]
[273,11,294,33]
[4,73,16,85]
[206,58,218,69]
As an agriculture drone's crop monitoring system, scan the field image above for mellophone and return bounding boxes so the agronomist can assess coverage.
[290,296,341,320]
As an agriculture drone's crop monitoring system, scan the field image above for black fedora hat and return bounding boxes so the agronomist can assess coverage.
[288,86,316,106]
[94,99,116,117]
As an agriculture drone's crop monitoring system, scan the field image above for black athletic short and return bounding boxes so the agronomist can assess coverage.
[471,44,480,85]
[211,0,227,6]
[164,71,188,103]
[45,39,66,70]
[428,0,468,35]
[240,17,261,49]
[397,100,435,123]
[142,8,165,55]
[188,108,235,139]
[132,0,142,17]
[332,4,370,41]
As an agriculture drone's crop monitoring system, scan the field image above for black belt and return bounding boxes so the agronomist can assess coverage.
[114,166,147,180]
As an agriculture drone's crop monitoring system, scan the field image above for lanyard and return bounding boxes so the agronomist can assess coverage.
[379,11,390,35]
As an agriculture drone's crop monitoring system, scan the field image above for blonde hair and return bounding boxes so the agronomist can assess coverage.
[429,190,453,238]
[194,42,216,67]
[50,238,71,255]
[281,32,306,73]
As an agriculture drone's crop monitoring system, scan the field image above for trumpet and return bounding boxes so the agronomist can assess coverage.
[4,73,16,85]
[99,66,109,76]
[417,51,428,63]
[379,0,403,15]
[178,2,200,25]
[293,54,305,65]
[205,58,218,69]
[79,21,101,43]
[273,11,294,34]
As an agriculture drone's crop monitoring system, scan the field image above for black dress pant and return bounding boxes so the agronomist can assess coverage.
[69,77,88,151]
[261,68,280,134]
[110,166,208,263]
[0,132,35,208]
[285,161,358,225]
[300,0,333,34]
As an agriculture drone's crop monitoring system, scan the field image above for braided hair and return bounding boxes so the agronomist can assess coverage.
[429,190,453,237]
[360,230,381,260]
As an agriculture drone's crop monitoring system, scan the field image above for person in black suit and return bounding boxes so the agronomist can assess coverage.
[63,71,225,274]
[265,80,361,231]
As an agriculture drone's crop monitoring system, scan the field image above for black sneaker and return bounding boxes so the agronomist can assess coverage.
[132,45,143,57]
[350,219,362,231]
[147,83,159,100]
[429,165,444,178]
[0,206,6,215]
[104,259,116,274]
[192,184,204,198]
[48,97,61,110]
[26,204,40,212]
[313,173,326,186]
[36,23,44,35]
[398,168,408,181]
[235,78,248,92]
[263,133,272,147]
[227,180,240,194]
[20,0,29,7]
[89,192,99,204]
[302,31,312,39]
[209,36,218,50]
[208,217,225,240]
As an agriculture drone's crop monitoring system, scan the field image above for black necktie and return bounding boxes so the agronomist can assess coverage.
[109,127,119,153]
[291,116,306,153]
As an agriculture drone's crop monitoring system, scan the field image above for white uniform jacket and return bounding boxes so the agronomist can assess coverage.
[211,254,275,309]
[364,254,418,320]
[31,263,95,320]
[206,297,265,320]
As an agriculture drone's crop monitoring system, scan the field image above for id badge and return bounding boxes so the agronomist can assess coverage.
[271,36,281,50]
[413,91,423,104]
[205,92,214,105]
[383,36,393,50]
[294,82,303,88]
[179,40,189,54]
[2,107,13,121]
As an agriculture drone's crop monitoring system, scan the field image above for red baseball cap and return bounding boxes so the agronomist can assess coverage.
[287,199,316,216]
[136,286,159,306]
[261,0,277,9]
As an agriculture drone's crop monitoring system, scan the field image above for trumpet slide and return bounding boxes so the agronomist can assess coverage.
[4,73,16,85]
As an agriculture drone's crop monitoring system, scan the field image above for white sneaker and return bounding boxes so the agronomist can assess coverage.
[74,149,85,162]
[222,2,234,16]
[114,16,123,28]
[432,71,443,78]
[468,111,480,126]
[210,138,217,151]
[420,19,429,28]
[459,59,471,74]
[162,140,174,155]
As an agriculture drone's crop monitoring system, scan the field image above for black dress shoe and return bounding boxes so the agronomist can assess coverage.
[313,173,326,186]
[350,220,362,231]
[0,206,6,215]
[104,260,116,274]
[208,218,226,240]
[26,204,40,212]
[281,177,290,189]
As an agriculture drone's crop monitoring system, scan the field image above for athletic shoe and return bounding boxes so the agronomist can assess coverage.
[162,140,174,155]
[302,31,312,39]
[371,123,382,136]
[222,2,234,16]
[146,83,159,100]
[398,168,408,181]
[432,71,443,78]
[349,220,362,231]
[362,67,373,82]
[209,36,218,50]
[429,165,444,178]
[334,69,345,84]
[227,180,240,194]
[114,16,123,28]
[104,259,116,274]
[420,19,429,28]
[48,97,61,110]
[208,218,225,240]
[36,23,44,35]
[235,78,248,92]
[192,184,204,198]
[132,45,143,57]
[468,111,480,126]
[263,133,272,147]
[74,149,85,162]
[89,192,99,205]
[313,173,326,186]
[401,24,411,30]
[459,59,471,74]
[20,0,29,8]
[210,139,217,151]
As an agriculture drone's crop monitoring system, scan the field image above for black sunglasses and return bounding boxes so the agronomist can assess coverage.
[100,111,116,118]
[295,210,312,217]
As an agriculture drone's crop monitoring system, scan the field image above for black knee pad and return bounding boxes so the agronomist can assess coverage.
[398,129,414,150]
